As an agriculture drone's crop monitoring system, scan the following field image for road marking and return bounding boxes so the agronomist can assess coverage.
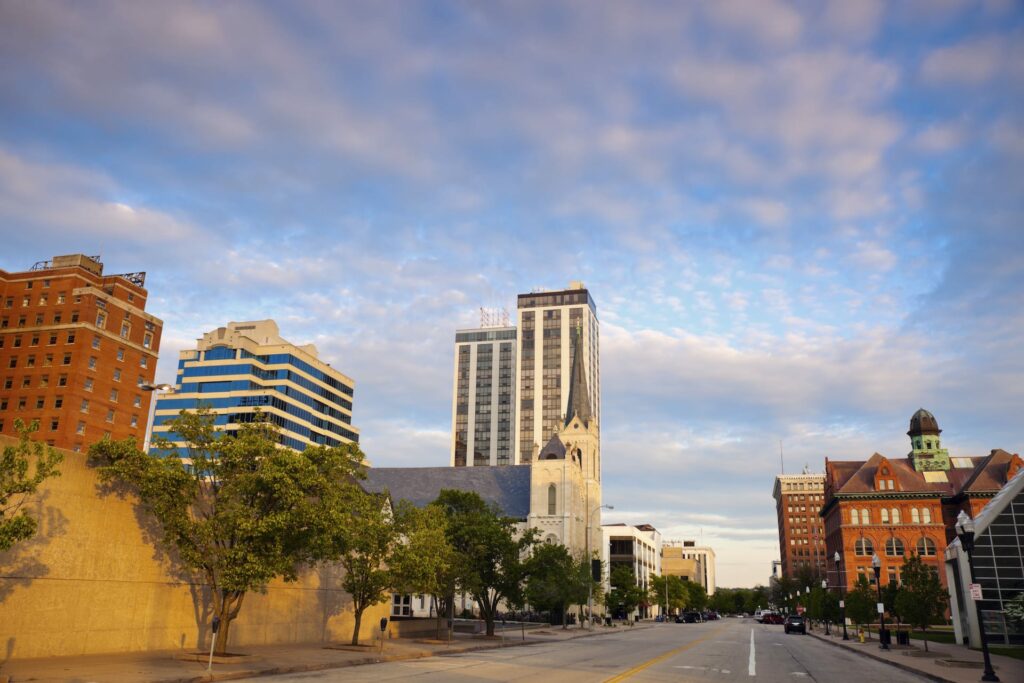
[604,627,726,682]
[748,628,756,676]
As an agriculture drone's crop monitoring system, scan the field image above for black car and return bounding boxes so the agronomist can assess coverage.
[783,615,806,634]
[675,612,702,623]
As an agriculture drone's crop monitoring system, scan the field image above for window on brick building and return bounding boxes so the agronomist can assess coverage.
[912,508,920,523]
[885,538,905,556]
[855,538,874,555]
[922,508,931,524]
[916,538,937,556]
[881,509,889,524]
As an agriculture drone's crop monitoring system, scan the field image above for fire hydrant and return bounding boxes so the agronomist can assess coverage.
[858,629,865,643]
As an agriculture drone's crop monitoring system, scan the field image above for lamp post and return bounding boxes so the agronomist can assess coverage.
[586,504,613,629]
[140,383,175,451]
[835,551,848,640]
[955,511,999,682]
[871,553,888,650]
[822,579,830,635]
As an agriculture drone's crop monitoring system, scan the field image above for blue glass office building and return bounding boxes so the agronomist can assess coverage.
[150,320,358,456]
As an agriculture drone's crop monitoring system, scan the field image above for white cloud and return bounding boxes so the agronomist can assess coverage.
[921,35,1006,85]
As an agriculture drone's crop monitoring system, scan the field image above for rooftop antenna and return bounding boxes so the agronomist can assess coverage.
[780,440,784,474]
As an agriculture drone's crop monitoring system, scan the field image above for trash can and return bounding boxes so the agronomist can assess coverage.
[896,630,909,646]
[879,628,892,646]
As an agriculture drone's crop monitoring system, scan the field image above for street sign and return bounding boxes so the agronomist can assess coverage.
[839,600,845,608]
[969,583,983,600]
[876,602,885,614]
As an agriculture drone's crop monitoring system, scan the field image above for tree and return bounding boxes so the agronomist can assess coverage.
[685,580,708,612]
[607,565,646,619]
[525,543,589,628]
[895,554,947,652]
[1,420,63,551]
[845,575,877,636]
[432,489,537,637]
[1006,592,1024,625]
[883,579,905,631]
[334,489,395,646]
[650,574,690,614]
[90,408,362,654]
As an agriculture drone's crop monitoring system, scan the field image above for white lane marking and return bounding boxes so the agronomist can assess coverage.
[749,628,756,676]
[792,673,808,678]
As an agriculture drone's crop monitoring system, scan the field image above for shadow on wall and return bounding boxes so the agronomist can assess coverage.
[0,489,68,603]
[317,564,349,643]
[92,471,215,651]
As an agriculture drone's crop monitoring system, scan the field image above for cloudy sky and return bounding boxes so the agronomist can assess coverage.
[2,0,1022,587]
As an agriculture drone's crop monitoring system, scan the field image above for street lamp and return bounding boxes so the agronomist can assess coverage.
[586,504,613,629]
[140,383,176,451]
[955,511,999,682]
[822,579,830,635]
[835,551,848,640]
[872,553,888,650]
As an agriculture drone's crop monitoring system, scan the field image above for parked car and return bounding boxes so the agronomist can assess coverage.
[702,611,720,621]
[675,611,702,623]
[762,612,785,625]
[783,615,806,634]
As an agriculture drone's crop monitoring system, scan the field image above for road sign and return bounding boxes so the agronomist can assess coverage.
[876,602,885,614]
[839,600,845,608]
[969,583,983,600]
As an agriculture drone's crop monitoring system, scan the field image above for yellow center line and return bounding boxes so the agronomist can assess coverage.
[604,625,728,683]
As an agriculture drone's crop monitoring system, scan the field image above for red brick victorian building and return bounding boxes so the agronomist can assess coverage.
[821,409,1022,591]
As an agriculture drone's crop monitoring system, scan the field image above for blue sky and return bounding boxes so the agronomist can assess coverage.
[1,0,1021,587]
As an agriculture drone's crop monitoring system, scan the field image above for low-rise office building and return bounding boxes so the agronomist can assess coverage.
[602,523,662,619]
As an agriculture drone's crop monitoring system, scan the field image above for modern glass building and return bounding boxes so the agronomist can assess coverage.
[150,320,357,457]
[450,326,516,467]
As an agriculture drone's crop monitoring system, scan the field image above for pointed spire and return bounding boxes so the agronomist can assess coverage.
[564,323,593,427]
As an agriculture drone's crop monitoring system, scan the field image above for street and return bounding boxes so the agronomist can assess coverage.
[262,618,930,682]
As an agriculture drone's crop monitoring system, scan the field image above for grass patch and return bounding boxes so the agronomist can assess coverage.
[989,646,1024,661]
[862,627,956,644]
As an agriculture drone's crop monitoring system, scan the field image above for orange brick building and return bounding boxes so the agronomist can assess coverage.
[772,472,827,580]
[822,409,1022,591]
[0,254,163,451]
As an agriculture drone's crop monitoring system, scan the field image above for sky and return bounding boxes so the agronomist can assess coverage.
[1,0,1022,588]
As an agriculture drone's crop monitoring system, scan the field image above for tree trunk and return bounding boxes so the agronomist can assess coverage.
[922,628,929,652]
[351,605,364,646]
[213,590,245,655]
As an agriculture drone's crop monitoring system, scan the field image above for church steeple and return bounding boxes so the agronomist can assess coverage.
[564,324,593,427]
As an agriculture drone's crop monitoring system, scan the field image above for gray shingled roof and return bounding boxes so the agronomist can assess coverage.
[362,465,532,519]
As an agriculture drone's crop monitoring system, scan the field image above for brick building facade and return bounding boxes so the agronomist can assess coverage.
[822,409,1022,591]
[0,254,163,451]
[773,472,827,580]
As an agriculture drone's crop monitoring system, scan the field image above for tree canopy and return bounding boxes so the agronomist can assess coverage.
[89,408,363,653]
[525,542,589,628]
[894,554,947,651]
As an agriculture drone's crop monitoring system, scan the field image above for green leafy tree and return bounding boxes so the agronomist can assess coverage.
[686,580,708,612]
[883,579,905,631]
[650,574,690,614]
[607,565,646,618]
[90,408,362,654]
[1,420,63,551]
[846,575,877,636]
[895,554,947,652]
[1006,592,1024,625]
[432,489,537,636]
[525,543,589,628]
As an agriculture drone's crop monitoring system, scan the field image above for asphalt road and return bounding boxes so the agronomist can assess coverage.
[263,618,930,682]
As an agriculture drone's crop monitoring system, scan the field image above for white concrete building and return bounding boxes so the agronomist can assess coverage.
[450,326,517,466]
[602,523,663,619]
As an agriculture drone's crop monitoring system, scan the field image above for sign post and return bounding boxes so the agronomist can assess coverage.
[208,616,221,672]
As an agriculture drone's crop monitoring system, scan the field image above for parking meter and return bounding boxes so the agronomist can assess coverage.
[211,616,221,634]
[379,617,388,632]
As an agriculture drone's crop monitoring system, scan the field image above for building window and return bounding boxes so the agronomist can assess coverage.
[881,509,889,524]
[49,418,59,431]
[54,396,63,409]
[916,538,937,556]
[548,484,556,515]
[120,322,131,339]
[106,410,115,423]
[92,336,101,350]
[117,348,125,362]
[80,399,89,413]
[88,356,97,370]
[57,293,65,304]
[861,508,870,524]
[891,508,900,524]
[911,508,920,523]
[885,538,905,557]
[133,395,141,408]
[58,374,67,387]
[855,538,874,556]
[922,508,931,524]
[143,332,153,349]
[84,377,93,391]
[76,421,85,435]
[113,368,121,382]
[130,414,138,428]
[140,356,148,368]
[62,353,72,365]
[96,312,107,328]
[67,332,76,344]
[35,397,44,409]
[851,509,860,525]
[29,335,38,347]
[110,388,119,402]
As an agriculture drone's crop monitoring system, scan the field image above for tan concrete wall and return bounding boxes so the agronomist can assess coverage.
[0,436,387,659]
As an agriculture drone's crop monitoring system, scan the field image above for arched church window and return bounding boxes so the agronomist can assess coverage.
[548,484,557,515]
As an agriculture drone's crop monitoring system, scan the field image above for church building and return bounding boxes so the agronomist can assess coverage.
[363,326,603,558]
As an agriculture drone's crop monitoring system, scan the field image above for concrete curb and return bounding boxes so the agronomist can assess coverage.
[150,625,640,683]
[807,630,956,683]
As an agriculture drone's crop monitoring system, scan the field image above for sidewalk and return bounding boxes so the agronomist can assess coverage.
[0,622,652,683]
[807,626,1024,683]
